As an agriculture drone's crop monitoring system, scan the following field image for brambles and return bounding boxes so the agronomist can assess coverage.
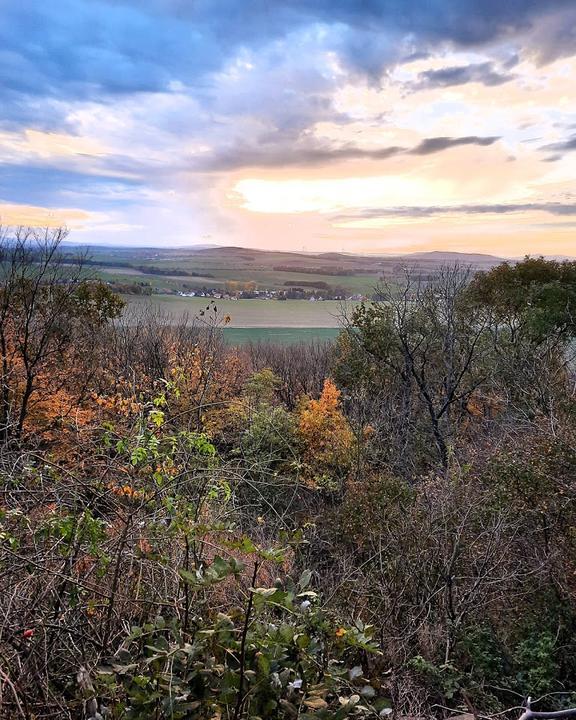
[96,568,386,719]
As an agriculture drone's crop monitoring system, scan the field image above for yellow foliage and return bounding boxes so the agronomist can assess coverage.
[107,482,145,500]
[297,379,354,485]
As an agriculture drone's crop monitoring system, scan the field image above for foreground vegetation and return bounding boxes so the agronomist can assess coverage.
[1,226,576,719]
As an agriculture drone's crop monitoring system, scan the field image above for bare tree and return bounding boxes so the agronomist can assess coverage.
[341,265,493,471]
[246,339,332,409]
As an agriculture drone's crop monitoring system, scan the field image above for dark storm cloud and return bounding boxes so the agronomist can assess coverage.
[333,202,576,221]
[196,144,404,171]
[409,136,500,155]
[2,0,575,106]
[132,0,576,53]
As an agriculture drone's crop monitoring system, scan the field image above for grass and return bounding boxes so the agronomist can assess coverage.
[93,269,223,292]
[222,327,340,345]
[78,245,502,300]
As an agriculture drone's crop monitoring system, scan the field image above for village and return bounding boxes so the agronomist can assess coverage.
[176,287,367,302]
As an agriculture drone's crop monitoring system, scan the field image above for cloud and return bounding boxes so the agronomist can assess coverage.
[0,0,571,169]
[196,143,403,171]
[412,61,515,89]
[408,136,500,155]
[2,0,575,109]
[1,0,576,251]
[123,0,576,60]
[0,163,144,210]
[0,201,91,227]
[541,133,576,158]
[195,135,500,171]
[333,202,576,221]
[0,2,206,103]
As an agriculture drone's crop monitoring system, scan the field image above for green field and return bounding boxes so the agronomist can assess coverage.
[124,295,355,328]
[222,327,340,344]
[91,246,504,345]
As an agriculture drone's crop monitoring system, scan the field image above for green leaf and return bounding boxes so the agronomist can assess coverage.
[179,568,201,586]
[257,652,271,676]
[130,446,147,466]
[298,569,313,590]
[211,555,231,578]
[149,409,165,428]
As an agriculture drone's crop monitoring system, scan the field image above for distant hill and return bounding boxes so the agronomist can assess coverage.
[202,247,570,264]
[403,251,505,263]
[64,242,513,268]
[185,246,507,267]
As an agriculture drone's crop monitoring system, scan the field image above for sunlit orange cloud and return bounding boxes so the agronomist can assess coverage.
[365,227,576,257]
[227,143,545,212]
[0,203,92,228]
[23,130,107,158]
[333,214,576,256]
[222,201,576,256]
[0,129,107,161]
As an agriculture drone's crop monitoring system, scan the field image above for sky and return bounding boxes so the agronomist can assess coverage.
[1,1,576,256]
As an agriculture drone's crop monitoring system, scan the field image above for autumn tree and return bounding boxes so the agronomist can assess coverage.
[297,378,354,488]
[247,339,332,409]
[0,225,124,442]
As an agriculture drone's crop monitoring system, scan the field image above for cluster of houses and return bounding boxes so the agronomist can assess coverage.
[177,288,366,302]
[178,288,268,300]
